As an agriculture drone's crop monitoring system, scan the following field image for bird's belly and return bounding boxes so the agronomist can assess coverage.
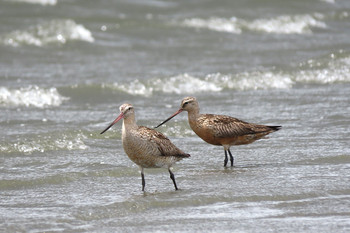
[123,140,178,168]
[222,135,258,145]
[127,153,175,168]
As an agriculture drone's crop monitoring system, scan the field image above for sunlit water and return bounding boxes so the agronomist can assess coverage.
[1,0,350,232]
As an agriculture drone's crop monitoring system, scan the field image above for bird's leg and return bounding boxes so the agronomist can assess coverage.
[168,167,178,190]
[140,167,146,191]
[228,149,234,166]
[224,150,228,167]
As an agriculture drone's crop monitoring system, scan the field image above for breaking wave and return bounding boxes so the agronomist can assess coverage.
[246,14,326,34]
[102,53,350,96]
[1,19,94,47]
[110,73,222,97]
[182,17,242,34]
[296,55,350,84]
[7,0,57,5]
[103,72,292,96]
[180,13,326,34]
[0,132,88,155]
[0,86,69,108]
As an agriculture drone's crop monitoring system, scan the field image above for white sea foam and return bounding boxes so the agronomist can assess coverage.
[112,74,222,96]
[106,54,350,96]
[110,72,292,96]
[205,72,294,91]
[246,14,326,34]
[0,86,69,108]
[8,0,57,5]
[320,0,335,3]
[152,73,222,94]
[1,19,94,47]
[208,56,350,89]
[296,56,350,84]
[112,79,153,97]
[0,133,88,154]
[180,14,326,34]
[182,17,242,34]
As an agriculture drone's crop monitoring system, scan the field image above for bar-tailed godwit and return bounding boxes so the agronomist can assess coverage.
[155,97,280,167]
[101,103,190,191]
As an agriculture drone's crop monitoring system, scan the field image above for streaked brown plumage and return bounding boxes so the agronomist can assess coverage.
[155,97,281,167]
[101,103,190,191]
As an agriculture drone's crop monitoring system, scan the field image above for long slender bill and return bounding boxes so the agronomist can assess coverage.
[154,109,183,128]
[100,113,124,134]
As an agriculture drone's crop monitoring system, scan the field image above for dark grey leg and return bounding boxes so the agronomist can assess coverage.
[224,150,228,167]
[140,167,146,191]
[169,168,178,190]
[228,149,234,166]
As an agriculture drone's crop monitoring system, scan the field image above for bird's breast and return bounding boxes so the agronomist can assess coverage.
[189,118,222,146]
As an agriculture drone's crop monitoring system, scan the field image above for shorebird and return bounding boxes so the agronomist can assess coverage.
[155,97,280,167]
[101,103,190,191]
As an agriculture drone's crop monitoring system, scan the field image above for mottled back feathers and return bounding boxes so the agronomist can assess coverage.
[137,126,190,158]
[191,114,280,140]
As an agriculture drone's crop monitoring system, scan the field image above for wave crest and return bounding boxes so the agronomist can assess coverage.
[8,0,57,5]
[0,86,69,108]
[111,74,222,96]
[296,56,350,83]
[182,17,242,34]
[205,72,294,90]
[99,54,350,96]
[1,19,94,47]
[107,72,293,96]
[246,14,326,34]
[180,14,326,34]
[0,132,88,155]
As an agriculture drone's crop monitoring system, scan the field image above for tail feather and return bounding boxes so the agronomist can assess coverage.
[268,126,281,131]
[172,153,190,159]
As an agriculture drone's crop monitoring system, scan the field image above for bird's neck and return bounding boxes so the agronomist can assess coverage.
[187,108,200,122]
[122,115,137,132]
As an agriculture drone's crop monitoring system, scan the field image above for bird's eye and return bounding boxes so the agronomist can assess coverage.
[128,107,132,111]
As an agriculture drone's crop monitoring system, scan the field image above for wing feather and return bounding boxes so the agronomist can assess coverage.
[137,126,190,158]
[199,114,272,138]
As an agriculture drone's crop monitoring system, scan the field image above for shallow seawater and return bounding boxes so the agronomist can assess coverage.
[1,0,350,232]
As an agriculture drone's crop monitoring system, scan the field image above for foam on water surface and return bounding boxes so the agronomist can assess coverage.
[180,13,326,34]
[110,73,222,97]
[0,132,88,154]
[296,55,350,84]
[181,17,242,34]
[246,14,326,34]
[7,0,57,5]
[103,53,350,96]
[1,19,94,47]
[0,86,69,108]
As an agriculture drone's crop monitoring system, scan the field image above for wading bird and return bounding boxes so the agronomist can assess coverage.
[101,103,190,191]
[155,97,280,167]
